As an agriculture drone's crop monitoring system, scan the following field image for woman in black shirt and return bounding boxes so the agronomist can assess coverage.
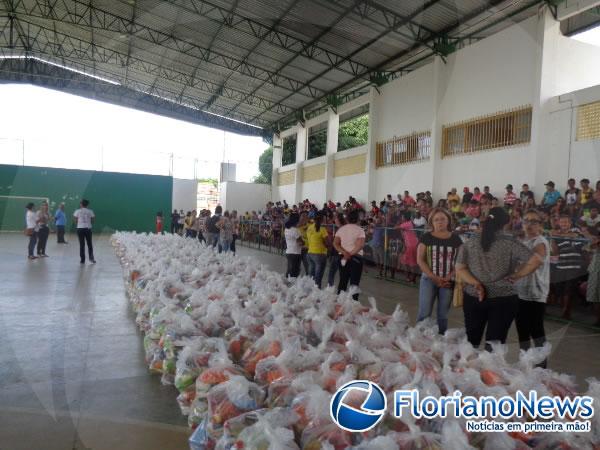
[416,208,463,334]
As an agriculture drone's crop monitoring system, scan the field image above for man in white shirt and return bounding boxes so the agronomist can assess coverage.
[73,199,96,264]
[25,202,39,260]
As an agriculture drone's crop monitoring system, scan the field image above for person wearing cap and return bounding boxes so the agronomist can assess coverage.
[503,184,517,209]
[520,184,535,205]
[541,181,560,211]
[580,178,594,207]
[462,187,473,205]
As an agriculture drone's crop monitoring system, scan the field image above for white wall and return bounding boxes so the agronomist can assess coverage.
[270,10,600,206]
[544,85,600,185]
[373,63,435,140]
[332,173,367,205]
[219,181,271,214]
[554,34,600,96]
[374,161,433,202]
[172,178,197,212]
[301,180,326,204]
[437,17,538,123]
[274,184,296,204]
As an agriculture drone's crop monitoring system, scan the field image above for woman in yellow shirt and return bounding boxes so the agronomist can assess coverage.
[306,213,329,288]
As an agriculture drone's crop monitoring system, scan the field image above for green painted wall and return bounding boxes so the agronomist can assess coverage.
[0,164,172,232]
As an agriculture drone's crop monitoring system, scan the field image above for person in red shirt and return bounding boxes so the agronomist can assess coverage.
[472,187,483,202]
[370,201,380,216]
[403,191,416,208]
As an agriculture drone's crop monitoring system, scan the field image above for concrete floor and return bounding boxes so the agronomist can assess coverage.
[0,233,189,450]
[1,234,599,450]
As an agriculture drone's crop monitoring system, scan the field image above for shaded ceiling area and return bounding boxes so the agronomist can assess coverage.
[0,0,545,137]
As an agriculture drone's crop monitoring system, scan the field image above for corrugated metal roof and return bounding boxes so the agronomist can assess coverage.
[1,0,543,133]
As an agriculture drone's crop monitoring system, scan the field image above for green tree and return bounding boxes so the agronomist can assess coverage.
[253,146,273,184]
[198,177,218,187]
[338,114,368,151]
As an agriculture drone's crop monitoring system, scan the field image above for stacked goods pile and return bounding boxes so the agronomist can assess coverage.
[112,233,599,450]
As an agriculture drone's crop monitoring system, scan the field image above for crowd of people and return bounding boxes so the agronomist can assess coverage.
[24,199,96,264]
[168,206,240,254]
[228,177,600,361]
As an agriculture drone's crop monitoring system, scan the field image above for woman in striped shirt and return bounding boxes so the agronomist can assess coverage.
[416,208,463,334]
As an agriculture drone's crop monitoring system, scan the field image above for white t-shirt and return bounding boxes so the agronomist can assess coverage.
[284,227,302,254]
[335,224,366,256]
[26,210,38,230]
[73,208,95,229]
[581,215,600,227]
[412,216,427,228]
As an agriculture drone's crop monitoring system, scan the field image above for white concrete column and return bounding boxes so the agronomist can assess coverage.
[272,134,282,169]
[364,87,378,203]
[294,161,303,204]
[324,109,339,202]
[326,109,339,155]
[430,56,444,199]
[296,124,307,163]
[532,7,566,192]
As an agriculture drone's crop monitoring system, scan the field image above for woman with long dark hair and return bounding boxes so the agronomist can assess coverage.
[455,207,542,350]
[284,213,303,278]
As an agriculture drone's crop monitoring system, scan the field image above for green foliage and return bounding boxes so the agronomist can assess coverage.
[198,177,218,187]
[338,114,368,151]
[282,136,296,166]
[254,146,273,184]
[307,129,327,159]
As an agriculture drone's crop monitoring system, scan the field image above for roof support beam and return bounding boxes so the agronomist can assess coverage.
[0,57,264,136]
[226,0,365,119]
[271,0,538,129]
[1,0,325,99]
[250,0,443,124]
[191,0,240,109]
[165,0,372,78]
[6,17,293,120]
[203,0,299,111]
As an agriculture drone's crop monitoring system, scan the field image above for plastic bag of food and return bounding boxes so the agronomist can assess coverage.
[241,327,283,376]
[218,407,299,450]
[189,416,216,450]
[266,371,321,409]
[174,338,227,392]
[384,430,443,450]
[441,420,476,450]
[195,361,247,397]
[301,422,353,450]
[535,368,578,399]
[207,375,265,429]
